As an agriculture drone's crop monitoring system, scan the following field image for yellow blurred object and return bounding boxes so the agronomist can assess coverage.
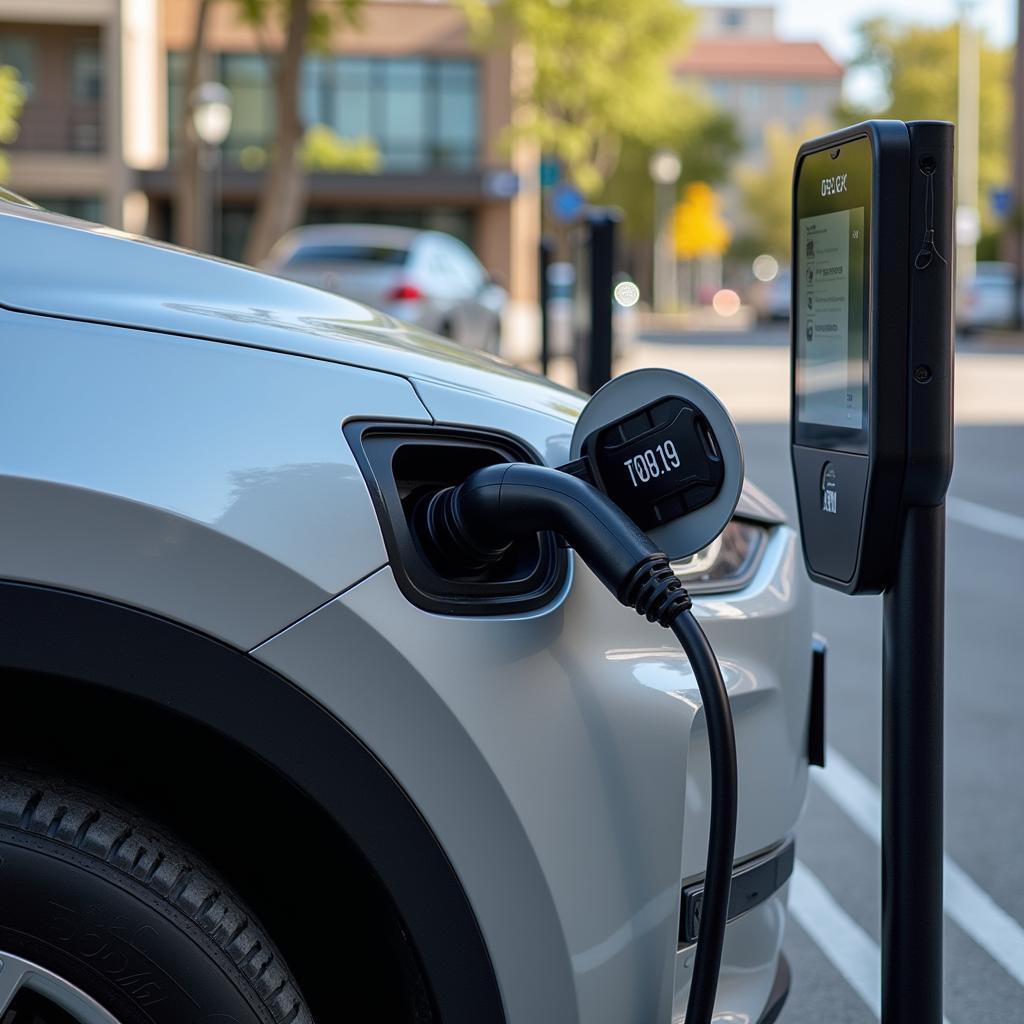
[674,181,731,260]
[301,126,382,174]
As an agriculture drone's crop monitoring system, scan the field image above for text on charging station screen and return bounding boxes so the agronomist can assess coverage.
[796,205,866,430]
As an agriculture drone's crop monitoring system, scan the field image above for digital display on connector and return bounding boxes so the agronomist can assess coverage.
[582,397,725,531]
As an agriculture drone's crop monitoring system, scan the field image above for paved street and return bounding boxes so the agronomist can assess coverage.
[605,325,1024,1020]
[743,421,1024,1022]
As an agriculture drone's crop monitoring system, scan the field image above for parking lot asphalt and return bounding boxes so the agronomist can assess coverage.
[740,420,1024,1023]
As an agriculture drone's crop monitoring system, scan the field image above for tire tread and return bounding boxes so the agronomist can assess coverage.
[0,771,313,1024]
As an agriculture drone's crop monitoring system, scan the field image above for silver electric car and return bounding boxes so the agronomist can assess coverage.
[0,195,815,1024]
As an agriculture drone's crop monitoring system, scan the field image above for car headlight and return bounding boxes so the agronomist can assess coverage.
[670,519,768,594]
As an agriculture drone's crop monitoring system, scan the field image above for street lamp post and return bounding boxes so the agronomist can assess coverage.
[190,82,233,256]
[649,150,682,313]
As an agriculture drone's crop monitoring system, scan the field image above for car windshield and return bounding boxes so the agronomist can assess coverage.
[286,244,408,266]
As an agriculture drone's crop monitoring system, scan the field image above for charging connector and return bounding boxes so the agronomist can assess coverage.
[418,461,738,1024]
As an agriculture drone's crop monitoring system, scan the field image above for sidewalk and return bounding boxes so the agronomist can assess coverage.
[533,343,1024,425]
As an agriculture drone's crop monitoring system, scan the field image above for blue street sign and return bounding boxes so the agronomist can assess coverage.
[551,183,586,223]
[990,187,1013,217]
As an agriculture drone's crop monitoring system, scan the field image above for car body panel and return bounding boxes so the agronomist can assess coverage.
[254,528,811,1024]
[0,203,554,409]
[0,200,811,1024]
[958,262,1024,330]
[0,307,431,649]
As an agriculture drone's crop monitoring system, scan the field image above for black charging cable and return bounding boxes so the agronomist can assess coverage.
[417,462,738,1024]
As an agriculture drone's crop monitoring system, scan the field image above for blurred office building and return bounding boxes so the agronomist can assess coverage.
[676,4,842,163]
[0,0,538,338]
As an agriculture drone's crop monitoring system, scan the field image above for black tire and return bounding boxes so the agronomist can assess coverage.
[0,769,314,1024]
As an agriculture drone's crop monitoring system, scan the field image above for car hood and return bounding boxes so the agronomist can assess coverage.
[0,203,784,524]
[0,203,583,422]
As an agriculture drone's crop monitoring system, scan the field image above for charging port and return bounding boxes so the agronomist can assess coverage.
[345,422,569,615]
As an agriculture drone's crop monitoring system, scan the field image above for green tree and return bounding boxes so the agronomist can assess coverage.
[238,0,364,264]
[300,125,380,172]
[0,64,25,183]
[735,118,830,260]
[840,17,1011,227]
[459,0,693,196]
[599,103,740,241]
[174,0,365,261]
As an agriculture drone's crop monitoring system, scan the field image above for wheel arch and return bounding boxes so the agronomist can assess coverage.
[0,580,506,1024]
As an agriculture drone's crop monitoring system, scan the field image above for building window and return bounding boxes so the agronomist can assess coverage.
[170,53,480,171]
[707,80,730,105]
[0,36,35,97]
[37,196,105,223]
[300,55,480,171]
[721,9,744,30]
[72,41,103,102]
[220,53,275,154]
[785,83,807,111]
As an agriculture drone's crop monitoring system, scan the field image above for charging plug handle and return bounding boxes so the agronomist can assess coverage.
[420,462,737,1024]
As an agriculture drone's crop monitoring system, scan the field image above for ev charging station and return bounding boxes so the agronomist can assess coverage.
[416,117,952,1024]
[791,120,955,1023]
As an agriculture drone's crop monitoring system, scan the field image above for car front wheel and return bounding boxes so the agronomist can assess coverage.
[0,770,313,1024]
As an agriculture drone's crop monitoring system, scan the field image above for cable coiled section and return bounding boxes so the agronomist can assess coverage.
[619,555,692,625]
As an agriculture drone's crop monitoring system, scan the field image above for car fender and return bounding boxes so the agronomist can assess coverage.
[0,309,430,648]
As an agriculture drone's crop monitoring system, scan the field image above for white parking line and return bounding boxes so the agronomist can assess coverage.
[947,496,1024,543]
[789,859,886,1018]
[815,747,1024,988]
[791,859,957,1022]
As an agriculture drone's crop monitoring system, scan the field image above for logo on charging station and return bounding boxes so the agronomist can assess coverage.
[821,463,838,514]
[820,174,849,196]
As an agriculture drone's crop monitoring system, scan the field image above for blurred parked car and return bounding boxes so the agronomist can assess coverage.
[264,224,506,353]
[751,267,791,322]
[959,261,1024,332]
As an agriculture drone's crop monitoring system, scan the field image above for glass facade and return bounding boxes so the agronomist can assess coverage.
[72,41,103,103]
[170,52,480,171]
[38,197,105,223]
[0,35,36,97]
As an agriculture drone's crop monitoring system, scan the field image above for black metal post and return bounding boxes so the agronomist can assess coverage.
[539,236,553,376]
[586,209,618,394]
[882,502,945,1024]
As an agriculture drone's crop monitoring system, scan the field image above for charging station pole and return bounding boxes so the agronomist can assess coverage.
[883,503,945,1023]
[790,120,954,1024]
[585,208,619,394]
[539,236,553,376]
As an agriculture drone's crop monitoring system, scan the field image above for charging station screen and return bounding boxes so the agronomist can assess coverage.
[793,135,872,450]
[796,207,866,429]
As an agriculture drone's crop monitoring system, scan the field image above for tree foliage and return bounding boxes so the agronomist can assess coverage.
[0,64,25,183]
[228,0,364,263]
[459,0,693,196]
[300,125,381,172]
[840,17,1011,221]
[599,101,740,241]
[736,118,830,260]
